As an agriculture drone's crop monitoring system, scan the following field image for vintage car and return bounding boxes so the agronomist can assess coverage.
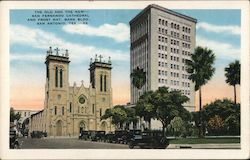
[30,131,47,138]
[128,130,169,149]
[79,131,89,140]
[91,131,106,141]
[104,132,115,143]
[114,130,129,144]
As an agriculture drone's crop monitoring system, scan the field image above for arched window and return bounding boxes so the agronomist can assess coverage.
[60,69,63,88]
[100,74,103,92]
[55,106,57,115]
[104,75,107,92]
[55,67,58,87]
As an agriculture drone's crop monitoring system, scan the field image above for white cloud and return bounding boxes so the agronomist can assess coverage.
[197,22,240,35]
[10,53,44,62]
[62,23,130,43]
[10,24,129,62]
[196,36,240,59]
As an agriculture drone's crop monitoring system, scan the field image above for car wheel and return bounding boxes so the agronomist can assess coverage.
[128,142,134,149]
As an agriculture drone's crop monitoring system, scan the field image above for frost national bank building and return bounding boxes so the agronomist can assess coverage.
[130,4,197,129]
[30,47,114,137]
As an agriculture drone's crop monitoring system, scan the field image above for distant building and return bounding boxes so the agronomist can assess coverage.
[14,109,38,124]
[129,4,197,129]
[30,47,114,137]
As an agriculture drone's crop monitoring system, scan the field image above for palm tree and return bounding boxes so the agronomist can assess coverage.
[130,66,146,91]
[130,66,146,129]
[186,46,216,137]
[224,60,240,104]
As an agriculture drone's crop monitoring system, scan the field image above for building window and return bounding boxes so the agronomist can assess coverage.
[55,106,57,115]
[92,104,95,114]
[100,108,102,117]
[100,75,103,92]
[104,75,107,92]
[60,69,63,88]
[69,102,72,113]
[62,106,64,115]
[55,67,58,87]
[46,66,49,80]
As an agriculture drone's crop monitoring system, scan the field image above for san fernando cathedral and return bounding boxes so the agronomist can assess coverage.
[30,47,114,137]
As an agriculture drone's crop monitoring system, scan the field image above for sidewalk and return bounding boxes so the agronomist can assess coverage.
[167,143,240,149]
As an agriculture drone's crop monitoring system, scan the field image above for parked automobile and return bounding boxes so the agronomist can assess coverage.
[91,131,106,141]
[128,130,169,149]
[79,131,89,140]
[30,131,43,138]
[114,130,129,144]
[104,132,115,143]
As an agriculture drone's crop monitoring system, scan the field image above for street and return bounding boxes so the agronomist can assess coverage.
[19,137,129,149]
[18,137,240,149]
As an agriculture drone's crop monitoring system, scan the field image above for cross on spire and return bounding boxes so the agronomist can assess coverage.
[98,55,103,62]
[81,80,84,85]
[54,47,60,55]
[65,49,69,57]
[49,46,52,54]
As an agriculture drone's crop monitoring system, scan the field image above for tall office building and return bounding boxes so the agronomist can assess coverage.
[130,4,197,113]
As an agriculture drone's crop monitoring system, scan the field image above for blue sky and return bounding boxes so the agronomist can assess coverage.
[10,9,241,109]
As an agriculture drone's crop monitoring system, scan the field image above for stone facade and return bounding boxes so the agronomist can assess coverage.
[30,47,114,137]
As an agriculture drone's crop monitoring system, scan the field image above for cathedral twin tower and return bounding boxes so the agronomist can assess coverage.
[30,47,114,137]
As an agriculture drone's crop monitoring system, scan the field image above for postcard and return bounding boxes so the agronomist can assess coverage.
[0,0,249,159]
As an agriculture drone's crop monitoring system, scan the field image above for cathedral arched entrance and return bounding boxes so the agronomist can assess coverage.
[101,121,108,132]
[79,121,86,133]
[56,120,63,136]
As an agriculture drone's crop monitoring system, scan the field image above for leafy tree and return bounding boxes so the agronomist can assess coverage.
[169,117,186,137]
[207,115,224,135]
[101,105,127,129]
[124,107,138,130]
[155,88,190,136]
[202,99,240,135]
[101,105,138,130]
[225,60,240,104]
[10,107,21,122]
[224,114,240,135]
[186,46,216,137]
[136,87,190,137]
[136,91,155,129]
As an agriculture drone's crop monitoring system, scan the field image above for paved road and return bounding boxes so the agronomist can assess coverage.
[20,138,129,149]
[18,138,240,149]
